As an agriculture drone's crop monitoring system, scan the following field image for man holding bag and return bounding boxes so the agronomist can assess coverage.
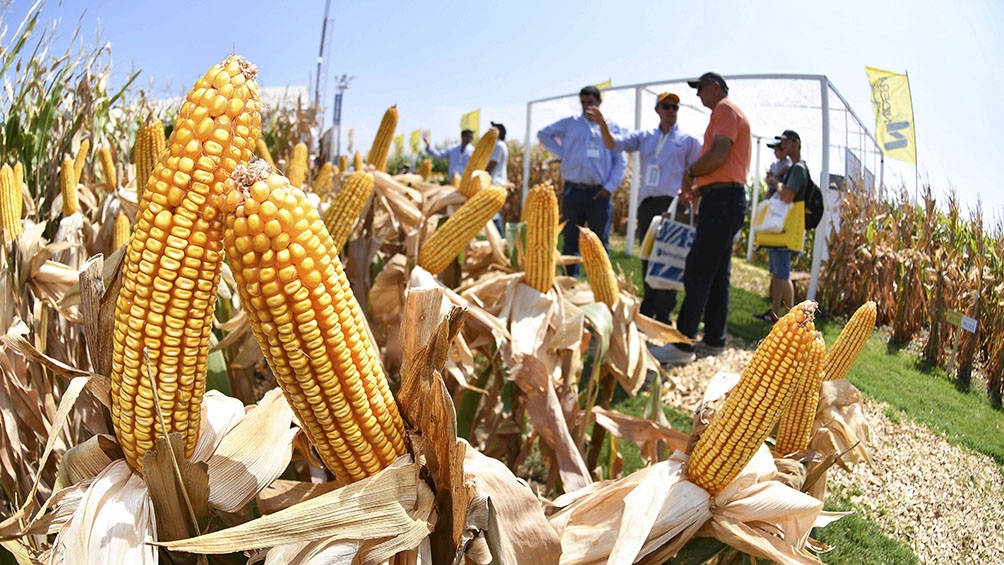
[592,92,701,322]
[753,130,808,322]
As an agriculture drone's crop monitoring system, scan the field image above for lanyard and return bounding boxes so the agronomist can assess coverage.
[655,130,671,157]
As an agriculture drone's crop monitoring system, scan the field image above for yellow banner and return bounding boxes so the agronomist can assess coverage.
[866,66,917,164]
[393,134,404,157]
[409,129,421,154]
[460,109,480,143]
[594,79,612,90]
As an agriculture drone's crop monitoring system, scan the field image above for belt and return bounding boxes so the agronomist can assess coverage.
[565,181,603,191]
[698,182,744,193]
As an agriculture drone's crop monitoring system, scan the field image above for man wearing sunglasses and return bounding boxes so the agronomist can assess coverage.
[537,85,627,277]
[659,72,751,366]
[591,92,701,323]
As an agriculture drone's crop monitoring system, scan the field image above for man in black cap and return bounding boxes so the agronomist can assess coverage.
[754,129,809,323]
[486,121,509,232]
[423,128,474,182]
[656,72,751,366]
[765,136,790,199]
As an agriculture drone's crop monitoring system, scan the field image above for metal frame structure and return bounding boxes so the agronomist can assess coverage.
[522,73,883,300]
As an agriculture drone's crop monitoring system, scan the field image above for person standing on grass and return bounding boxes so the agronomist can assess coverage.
[537,85,627,277]
[424,128,474,182]
[655,72,751,366]
[591,92,701,323]
[753,130,808,323]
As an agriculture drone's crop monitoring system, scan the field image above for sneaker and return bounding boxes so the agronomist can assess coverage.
[752,309,779,323]
[647,343,696,366]
[695,341,726,356]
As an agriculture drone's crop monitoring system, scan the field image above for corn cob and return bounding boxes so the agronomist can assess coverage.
[338,155,348,174]
[774,332,827,455]
[73,139,90,184]
[323,170,374,250]
[522,182,559,293]
[687,301,817,493]
[60,156,79,216]
[110,54,261,473]
[287,142,309,188]
[313,161,335,195]
[0,163,23,239]
[367,105,398,173]
[255,138,275,167]
[112,212,132,250]
[823,301,876,381]
[418,182,507,275]
[132,119,167,202]
[578,226,619,307]
[418,159,432,181]
[353,150,364,172]
[457,127,498,198]
[221,162,406,484]
[99,141,117,191]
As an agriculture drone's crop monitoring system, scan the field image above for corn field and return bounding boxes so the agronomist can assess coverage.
[0,4,978,564]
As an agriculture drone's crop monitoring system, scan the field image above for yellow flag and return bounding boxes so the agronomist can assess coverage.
[460,109,480,143]
[866,66,917,164]
[409,129,421,154]
[393,134,404,157]
[594,79,612,90]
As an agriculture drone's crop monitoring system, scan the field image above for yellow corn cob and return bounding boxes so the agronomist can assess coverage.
[353,150,364,172]
[313,161,335,195]
[73,139,90,184]
[110,54,261,473]
[418,159,432,181]
[60,156,79,216]
[823,301,876,381]
[457,126,498,198]
[338,154,348,174]
[418,183,507,274]
[221,163,406,484]
[578,226,619,307]
[255,138,275,167]
[522,182,559,293]
[367,105,398,172]
[323,170,375,250]
[774,332,827,455]
[287,142,309,188]
[113,212,131,250]
[132,119,167,202]
[0,163,23,239]
[688,301,818,493]
[99,141,117,191]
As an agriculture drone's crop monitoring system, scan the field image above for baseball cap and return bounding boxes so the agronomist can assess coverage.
[490,121,506,138]
[687,72,728,91]
[656,92,680,105]
[780,130,800,143]
[766,137,783,149]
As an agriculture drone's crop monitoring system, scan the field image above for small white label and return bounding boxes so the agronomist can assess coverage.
[645,165,660,186]
[586,140,601,159]
[961,315,978,333]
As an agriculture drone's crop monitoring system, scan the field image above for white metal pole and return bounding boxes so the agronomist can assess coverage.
[625,87,644,256]
[807,78,831,302]
[747,138,763,261]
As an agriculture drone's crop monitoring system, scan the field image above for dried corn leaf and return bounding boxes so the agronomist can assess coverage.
[591,406,689,454]
[54,434,121,490]
[142,433,209,542]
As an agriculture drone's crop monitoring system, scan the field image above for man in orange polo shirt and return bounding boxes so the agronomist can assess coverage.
[652,72,751,366]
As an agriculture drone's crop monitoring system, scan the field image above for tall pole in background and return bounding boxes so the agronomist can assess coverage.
[333,75,354,159]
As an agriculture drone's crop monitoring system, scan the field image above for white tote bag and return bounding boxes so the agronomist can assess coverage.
[752,195,792,234]
[643,199,695,291]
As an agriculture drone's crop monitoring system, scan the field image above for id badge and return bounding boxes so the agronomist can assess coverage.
[645,165,660,187]
[586,140,601,159]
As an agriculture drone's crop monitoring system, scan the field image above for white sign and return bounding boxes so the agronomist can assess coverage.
[961,315,978,334]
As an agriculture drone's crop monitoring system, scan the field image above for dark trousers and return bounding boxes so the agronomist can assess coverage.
[676,184,747,348]
[638,196,677,323]
[561,182,612,278]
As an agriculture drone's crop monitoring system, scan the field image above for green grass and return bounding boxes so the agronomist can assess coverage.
[604,239,1004,563]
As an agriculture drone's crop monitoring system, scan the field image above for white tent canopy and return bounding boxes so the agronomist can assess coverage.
[522,74,883,300]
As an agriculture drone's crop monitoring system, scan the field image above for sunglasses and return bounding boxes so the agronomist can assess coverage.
[659,103,679,111]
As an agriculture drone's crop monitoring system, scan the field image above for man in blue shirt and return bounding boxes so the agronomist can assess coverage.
[593,92,701,322]
[423,129,474,182]
[537,85,627,277]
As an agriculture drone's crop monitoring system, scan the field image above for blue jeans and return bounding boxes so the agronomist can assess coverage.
[676,184,747,348]
[768,247,792,279]
[561,182,612,278]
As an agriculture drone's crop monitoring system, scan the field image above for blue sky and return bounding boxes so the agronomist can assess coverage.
[5,0,1004,218]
